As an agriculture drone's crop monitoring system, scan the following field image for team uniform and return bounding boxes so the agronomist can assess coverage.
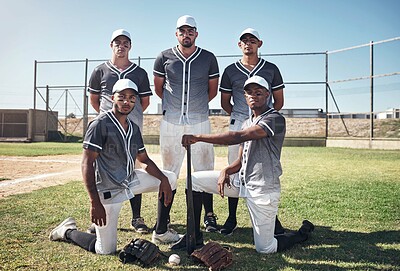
[153,46,219,177]
[219,58,285,165]
[83,110,177,254]
[189,108,286,253]
[88,61,152,130]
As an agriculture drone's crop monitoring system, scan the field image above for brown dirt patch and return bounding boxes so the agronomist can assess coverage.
[0,155,82,198]
[0,153,228,199]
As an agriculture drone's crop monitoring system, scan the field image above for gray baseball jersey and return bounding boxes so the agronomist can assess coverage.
[88,61,152,129]
[219,58,285,122]
[238,108,286,197]
[153,46,219,125]
[83,110,145,204]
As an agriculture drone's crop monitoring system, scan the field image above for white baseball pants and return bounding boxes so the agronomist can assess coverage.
[94,169,176,254]
[191,170,280,253]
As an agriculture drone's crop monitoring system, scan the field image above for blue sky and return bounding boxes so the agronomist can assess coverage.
[1,0,399,115]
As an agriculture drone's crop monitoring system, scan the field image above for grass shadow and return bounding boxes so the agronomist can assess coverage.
[141,224,400,270]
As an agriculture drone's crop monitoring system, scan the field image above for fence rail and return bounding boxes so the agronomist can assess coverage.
[32,37,400,143]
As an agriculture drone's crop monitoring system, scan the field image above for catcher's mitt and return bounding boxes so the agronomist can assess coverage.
[191,241,233,271]
[119,238,162,266]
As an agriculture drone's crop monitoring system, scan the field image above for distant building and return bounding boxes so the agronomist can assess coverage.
[376,108,400,119]
[209,109,228,116]
[329,108,400,119]
[280,108,325,118]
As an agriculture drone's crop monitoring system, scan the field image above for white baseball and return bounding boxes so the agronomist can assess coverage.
[168,254,180,265]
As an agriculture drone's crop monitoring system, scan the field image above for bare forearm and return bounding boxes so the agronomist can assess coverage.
[224,158,242,175]
[81,162,101,204]
[154,76,165,99]
[89,94,100,113]
[221,102,232,115]
[193,131,245,146]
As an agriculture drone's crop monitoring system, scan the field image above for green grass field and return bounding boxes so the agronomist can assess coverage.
[0,143,399,270]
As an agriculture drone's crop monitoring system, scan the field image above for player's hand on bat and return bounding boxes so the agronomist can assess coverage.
[217,170,231,198]
[159,177,173,207]
[91,200,107,227]
[182,134,197,148]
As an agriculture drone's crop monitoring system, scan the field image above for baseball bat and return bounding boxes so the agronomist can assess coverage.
[186,145,196,255]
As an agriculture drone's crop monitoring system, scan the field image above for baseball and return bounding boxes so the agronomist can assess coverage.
[168,254,180,265]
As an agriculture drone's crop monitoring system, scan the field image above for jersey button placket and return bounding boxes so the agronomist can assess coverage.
[183,67,189,121]
[241,142,250,186]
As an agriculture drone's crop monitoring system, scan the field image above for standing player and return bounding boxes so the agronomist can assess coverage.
[49,79,181,255]
[153,15,220,234]
[219,28,285,235]
[88,29,152,233]
[177,76,314,253]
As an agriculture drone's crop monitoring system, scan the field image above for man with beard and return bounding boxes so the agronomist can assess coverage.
[153,15,220,246]
[49,79,181,255]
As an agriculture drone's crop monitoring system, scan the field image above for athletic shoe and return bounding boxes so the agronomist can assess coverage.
[86,223,96,234]
[220,219,237,236]
[298,220,315,239]
[150,216,171,232]
[49,217,77,241]
[169,232,204,250]
[204,213,218,232]
[131,217,151,234]
[152,229,181,244]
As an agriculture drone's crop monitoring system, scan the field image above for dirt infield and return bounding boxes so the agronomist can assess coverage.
[0,155,82,198]
[0,153,228,199]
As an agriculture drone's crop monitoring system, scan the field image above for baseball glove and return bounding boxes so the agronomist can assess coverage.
[191,241,233,271]
[119,238,162,266]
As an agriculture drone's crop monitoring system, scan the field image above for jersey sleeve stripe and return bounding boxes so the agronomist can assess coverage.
[83,141,103,150]
[259,121,275,136]
[272,83,285,90]
[209,72,219,78]
[139,90,153,96]
[219,87,232,93]
[153,70,165,76]
[88,87,101,93]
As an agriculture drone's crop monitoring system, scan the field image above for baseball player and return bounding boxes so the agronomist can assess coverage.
[153,15,220,232]
[49,79,181,255]
[175,76,314,253]
[88,29,152,233]
[219,28,285,236]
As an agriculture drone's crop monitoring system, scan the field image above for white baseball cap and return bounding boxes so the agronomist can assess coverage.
[244,76,270,92]
[176,15,197,29]
[239,28,260,40]
[110,29,131,43]
[112,79,138,95]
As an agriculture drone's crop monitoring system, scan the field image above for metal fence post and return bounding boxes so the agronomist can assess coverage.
[83,58,89,135]
[65,89,68,142]
[45,85,49,141]
[370,41,374,142]
[325,51,329,139]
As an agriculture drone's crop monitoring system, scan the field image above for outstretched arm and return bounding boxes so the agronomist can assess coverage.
[137,150,172,207]
[81,149,106,226]
[182,124,268,147]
